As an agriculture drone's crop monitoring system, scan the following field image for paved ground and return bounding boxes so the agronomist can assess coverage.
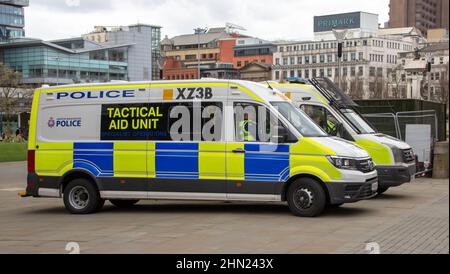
[0,162,448,254]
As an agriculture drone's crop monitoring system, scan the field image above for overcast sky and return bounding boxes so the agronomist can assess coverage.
[26,0,390,41]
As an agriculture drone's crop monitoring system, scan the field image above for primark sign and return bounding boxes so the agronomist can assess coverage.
[314,12,362,32]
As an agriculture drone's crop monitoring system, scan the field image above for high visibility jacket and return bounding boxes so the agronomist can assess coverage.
[239,120,256,141]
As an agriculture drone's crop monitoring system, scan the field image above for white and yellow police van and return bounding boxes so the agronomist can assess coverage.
[20,80,378,217]
[268,78,416,195]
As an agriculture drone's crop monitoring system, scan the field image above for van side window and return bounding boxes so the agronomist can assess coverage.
[168,102,223,142]
[300,105,339,136]
[233,102,291,143]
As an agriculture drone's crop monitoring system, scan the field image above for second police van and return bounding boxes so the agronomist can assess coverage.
[268,78,416,195]
[21,80,378,217]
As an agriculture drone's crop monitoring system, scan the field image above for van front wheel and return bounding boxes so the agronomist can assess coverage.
[287,178,326,217]
[63,179,103,214]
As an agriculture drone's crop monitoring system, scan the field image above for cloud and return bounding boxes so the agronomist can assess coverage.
[30,0,114,12]
[25,0,390,41]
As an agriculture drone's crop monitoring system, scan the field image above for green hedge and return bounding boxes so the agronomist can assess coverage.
[0,143,28,162]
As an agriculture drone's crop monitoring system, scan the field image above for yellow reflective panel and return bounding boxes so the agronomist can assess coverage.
[291,138,336,156]
[147,142,156,178]
[28,91,40,150]
[35,142,73,177]
[199,143,226,180]
[355,140,394,165]
[226,143,245,181]
[290,154,342,182]
[114,142,147,178]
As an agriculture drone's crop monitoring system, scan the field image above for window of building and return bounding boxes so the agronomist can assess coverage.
[320,55,325,63]
[290,57,295,65]
[327,68,332,77]
[351,67,356,76]
[275,58,280,65]
[369,67,375,77]
[327,54,333,63]
[312,69,317,78]
[305,56,310,64]
[358,66,364,76]
[312,56,317,63]
[283,58,288,65]
[377,67,383,77]
[275,71,280,80]
[298,56,302,64]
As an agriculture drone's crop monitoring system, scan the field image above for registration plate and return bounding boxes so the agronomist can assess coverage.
[372,182,379,192]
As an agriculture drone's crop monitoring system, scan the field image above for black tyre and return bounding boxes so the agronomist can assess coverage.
[377,187,390,195]
[110,199,139,208]
[287,178,327,217]
[63,179,103,214]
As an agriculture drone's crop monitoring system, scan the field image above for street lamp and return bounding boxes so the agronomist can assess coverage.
[194,27,208,79]
[332,28,348,90]
[51,56,60,86]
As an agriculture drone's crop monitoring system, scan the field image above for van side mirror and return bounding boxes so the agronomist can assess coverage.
[272,126,288,143]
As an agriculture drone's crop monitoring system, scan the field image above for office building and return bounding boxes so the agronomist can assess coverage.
[389,0,449,37]
[395,42,449,101]
[272,12,425,99]
[0,0,29,42]
[0,37,131,86]
[161,26,242,80]
[83,24,162,80]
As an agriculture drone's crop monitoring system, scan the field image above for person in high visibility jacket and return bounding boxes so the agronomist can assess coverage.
[239,113,257,141]
[311,110,337,135]
[327,119,337,134]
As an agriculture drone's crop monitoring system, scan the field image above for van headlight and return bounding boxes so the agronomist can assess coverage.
[327,156,358,170]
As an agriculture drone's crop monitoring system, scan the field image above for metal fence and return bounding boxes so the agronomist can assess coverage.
[363,110,438,175]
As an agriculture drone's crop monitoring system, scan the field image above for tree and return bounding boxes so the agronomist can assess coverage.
[0,63,32,139]
[348,76,364,100]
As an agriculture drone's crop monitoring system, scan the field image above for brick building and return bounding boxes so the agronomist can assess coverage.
[389,0,449,37]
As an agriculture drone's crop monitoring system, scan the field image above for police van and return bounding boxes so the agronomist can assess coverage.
[268,78,416,195]
[20,80,378,217]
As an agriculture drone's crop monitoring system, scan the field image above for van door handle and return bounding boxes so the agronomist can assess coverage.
[232,148,246,154]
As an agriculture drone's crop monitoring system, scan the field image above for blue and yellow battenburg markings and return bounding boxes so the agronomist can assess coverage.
[244,144,290,182]
[73,143,114,177]
[155,143,199,179]
[66,142,291,182]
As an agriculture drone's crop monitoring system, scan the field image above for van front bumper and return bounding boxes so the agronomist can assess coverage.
[325,177,379,205]
[376,163,416,188]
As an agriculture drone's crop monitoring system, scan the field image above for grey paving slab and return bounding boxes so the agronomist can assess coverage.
[0,162,448,254]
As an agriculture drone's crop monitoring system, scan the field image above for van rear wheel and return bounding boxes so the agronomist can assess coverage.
[110,199,139,208]
[63,179,103,214]
[287,178,326,217]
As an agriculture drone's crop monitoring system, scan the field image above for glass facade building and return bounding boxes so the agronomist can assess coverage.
[0,0,28,42]
[0,38,130,86]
